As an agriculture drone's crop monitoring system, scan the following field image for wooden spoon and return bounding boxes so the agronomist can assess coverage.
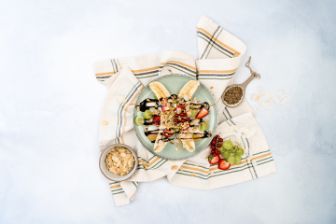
[221,57,260,108]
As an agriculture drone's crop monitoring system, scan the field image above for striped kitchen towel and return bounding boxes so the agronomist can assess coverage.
[95,16,276,206]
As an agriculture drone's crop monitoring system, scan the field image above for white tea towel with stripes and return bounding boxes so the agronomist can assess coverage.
[95,16,276,206]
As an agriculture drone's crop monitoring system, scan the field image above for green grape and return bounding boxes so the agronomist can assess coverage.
[223,140,234,150]
[233,155,242,165]
[227,155,236,164]
[199,121,208,131]
[190,110,198,119]
[232,145,239,154]
[135,116,144,125]
[237,147,244,156]
[143,110,153,119]
[222,150,230,160]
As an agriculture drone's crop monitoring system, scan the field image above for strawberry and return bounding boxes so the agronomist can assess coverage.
[218,159,231,170]
[216,137,223,148]
[175,104,185,114]
[196,108,209,119]
[210,135,219,147]
[208,154,220,165]
[163,128,174,138]
[211,148,220,156]
[153,115,160,126]
[160,98,168,105]
[161,106,169,112]
[210,135,223,149]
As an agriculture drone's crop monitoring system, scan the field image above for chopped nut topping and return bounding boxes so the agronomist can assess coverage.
[105,146,135,176]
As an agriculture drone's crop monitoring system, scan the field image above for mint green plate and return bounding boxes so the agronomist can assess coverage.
[134,74,217,160]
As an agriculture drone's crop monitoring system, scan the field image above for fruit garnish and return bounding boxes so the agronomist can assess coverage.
[135,116,144,125]
[227,155,236,164]
[178,80,200,100]
[223,140,233,150]
[200,121,208,131]
[222,150,230,160]
[160,98,168,106]
[211,148,220,156]
[196,108,209,119]
[153,115,161,126]
[236,147,244,156]
[233,155,242,164]
[218,159,230,170]
[209,135,245,167]
[216,137,223,148]
[208,154,220,165]
[143,110,153,119]
[190,109,198,119]
[210,135,220,147]
[163,128,174,138]
[149,81,170,99]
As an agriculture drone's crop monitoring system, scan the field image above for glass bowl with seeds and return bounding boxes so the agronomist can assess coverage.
[99,144,138,181]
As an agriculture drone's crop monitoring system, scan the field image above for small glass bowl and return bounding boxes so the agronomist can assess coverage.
[99,144,138,181]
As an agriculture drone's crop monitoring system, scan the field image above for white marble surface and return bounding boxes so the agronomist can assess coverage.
[1,0,336,223]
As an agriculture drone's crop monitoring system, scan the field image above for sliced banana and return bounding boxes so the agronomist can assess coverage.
[179,131,195,152]
[150,81,170,152]
[178,80,199,152]
[154,137,167,153]
[154,122,168,153]
[149,81,170,99]
[178,80,200,100]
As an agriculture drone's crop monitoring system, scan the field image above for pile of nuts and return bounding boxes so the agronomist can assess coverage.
[105,146,135,176]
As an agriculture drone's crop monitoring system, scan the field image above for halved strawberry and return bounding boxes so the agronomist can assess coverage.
[163,128,174,138]
[161,105,169,112]
[175,107,181,114]
[196,108,209,119]
[218,159,231,170]
[160,98,168,105]
[153,115,160,126]
[208,154,220,165]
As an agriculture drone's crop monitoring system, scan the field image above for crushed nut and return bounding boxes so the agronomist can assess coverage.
[105,146,135,176]
[171,165,178,171]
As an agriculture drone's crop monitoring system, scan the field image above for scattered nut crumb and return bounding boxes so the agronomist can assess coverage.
[171,165,178,171]
[101,120,109,126]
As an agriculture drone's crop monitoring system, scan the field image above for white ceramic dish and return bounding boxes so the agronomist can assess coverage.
[99,144,138,181]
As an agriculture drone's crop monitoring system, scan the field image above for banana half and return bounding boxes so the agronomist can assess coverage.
[149,81,170,153]
[179,131,195,152]
[149,81,170,99]
[178,80,200,152]
[178,80,200,100]
[153,128,167,153]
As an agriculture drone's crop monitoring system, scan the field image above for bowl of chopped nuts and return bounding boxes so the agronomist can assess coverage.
[99,144,138,181]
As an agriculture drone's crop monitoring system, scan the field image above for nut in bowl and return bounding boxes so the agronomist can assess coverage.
[99,144,138,181]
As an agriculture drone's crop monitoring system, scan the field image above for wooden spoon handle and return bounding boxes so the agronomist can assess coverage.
[241,72,260,88]
[241,56,260,89]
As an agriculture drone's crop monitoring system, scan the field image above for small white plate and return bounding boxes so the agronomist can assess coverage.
[99,144,138,181]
